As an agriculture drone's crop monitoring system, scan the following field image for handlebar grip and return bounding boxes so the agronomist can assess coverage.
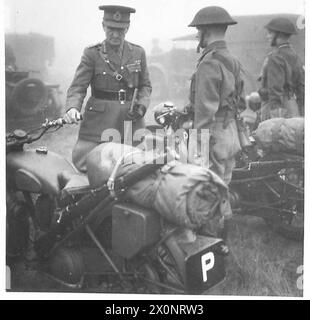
[60,112,83,125]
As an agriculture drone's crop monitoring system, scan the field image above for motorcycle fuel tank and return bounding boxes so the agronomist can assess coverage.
[7,148,77,195]
[112,203,161,259]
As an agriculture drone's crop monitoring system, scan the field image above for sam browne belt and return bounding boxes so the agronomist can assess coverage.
[92,89,134,104]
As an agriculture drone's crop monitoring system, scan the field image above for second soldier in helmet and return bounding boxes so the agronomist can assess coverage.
[258,17,304,120]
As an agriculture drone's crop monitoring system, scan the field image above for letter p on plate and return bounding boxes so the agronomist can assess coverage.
[201,252,215,282]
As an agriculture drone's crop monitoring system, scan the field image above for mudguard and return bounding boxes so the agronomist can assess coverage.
[7,149,77,195]
[164,228,226,294]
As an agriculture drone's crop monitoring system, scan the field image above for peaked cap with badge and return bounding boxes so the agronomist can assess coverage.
[66,4,152,172]
[99,5,136,28]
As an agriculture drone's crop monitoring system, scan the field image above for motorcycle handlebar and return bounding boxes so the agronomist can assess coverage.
[6,114,83,150]
[43,113,83,128]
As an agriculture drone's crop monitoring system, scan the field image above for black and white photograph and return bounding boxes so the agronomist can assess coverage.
[2,0,306,298]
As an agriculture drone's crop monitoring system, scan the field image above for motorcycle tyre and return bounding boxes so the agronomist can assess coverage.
[46,247,85,287]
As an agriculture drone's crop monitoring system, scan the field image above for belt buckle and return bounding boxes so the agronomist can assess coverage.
[119,89,126,104]
[115,73,123,81]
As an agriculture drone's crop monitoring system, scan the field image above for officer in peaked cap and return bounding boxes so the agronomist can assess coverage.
[64,5,152,172]
[258,17,304,120]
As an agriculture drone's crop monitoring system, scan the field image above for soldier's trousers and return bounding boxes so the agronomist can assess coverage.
[209,119,241,185]
[190,119,241,185]
[190,119,239,238]
[72,139,99,172]
[260,97,300,121]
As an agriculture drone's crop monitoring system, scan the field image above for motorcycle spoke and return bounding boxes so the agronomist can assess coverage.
[157,246,184,288]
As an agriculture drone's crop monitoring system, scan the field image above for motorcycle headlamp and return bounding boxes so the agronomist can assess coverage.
[154,102,177,127]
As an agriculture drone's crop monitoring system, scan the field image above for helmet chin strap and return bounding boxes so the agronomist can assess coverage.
[197,28,207,52]
[271,31,279,47]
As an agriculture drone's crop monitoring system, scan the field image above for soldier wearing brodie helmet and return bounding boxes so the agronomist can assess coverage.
[257,17,304,120]
[186,6,248,239]
[187,6,246,186]
[64,5,151,172]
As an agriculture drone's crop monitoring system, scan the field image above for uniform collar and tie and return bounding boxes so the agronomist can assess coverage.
[102,40,133,66]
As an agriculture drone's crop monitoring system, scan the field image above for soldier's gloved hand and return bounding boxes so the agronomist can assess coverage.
[257,88,269,102]
[63,108,82,124]
[126,104,146,121]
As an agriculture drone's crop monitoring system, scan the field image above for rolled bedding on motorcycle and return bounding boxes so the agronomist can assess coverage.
[86,142,231,230]
[253,117,304,155]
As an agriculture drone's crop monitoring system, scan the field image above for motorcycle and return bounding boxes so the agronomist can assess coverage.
[151,102,304,242]
[6,117,228,293]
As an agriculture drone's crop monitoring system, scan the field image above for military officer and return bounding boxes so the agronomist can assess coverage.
[64,5,152,172]
[258,17,304,120]
[188,6,245,186]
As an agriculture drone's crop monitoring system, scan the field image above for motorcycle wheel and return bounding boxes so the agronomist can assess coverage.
[156,239,186,293]
[137,262,162,294]
[45,247,84,287]
[262,160,304,242]
[6,193,32,259]
[6,203,30,259]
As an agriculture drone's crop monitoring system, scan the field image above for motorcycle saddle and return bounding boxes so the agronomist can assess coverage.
[58,170,90,196]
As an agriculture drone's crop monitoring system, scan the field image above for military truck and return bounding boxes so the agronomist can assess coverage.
[5,33,63,131]
[148,13,305,102]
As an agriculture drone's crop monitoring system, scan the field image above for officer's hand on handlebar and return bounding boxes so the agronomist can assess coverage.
[63,108,82,124]
[126,104,146,121]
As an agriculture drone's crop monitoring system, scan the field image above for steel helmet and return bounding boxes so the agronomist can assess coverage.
[188,6,237,27]
[265,17,298,35]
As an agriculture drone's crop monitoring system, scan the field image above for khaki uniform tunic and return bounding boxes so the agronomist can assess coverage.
[65,40,152,171]
[259,43,304,120]
[190,40,244,185]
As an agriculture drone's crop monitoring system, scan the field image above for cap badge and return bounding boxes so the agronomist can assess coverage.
[113,11,122,21]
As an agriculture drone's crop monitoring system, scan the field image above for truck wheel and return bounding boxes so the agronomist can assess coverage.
[10,78,48,117]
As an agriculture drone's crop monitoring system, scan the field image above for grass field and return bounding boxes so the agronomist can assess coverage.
[9,102,304,297]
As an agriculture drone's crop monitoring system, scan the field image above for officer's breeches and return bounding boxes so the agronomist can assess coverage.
[72,124,146,172]
[72,139,99,172]
[209,120,241,185]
